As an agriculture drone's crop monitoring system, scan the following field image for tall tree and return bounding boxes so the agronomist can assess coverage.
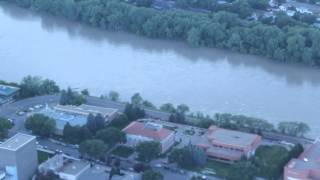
[0,117,13,140]
[96,127,126,146]
[142,170,163,180]
[79,139,107,159]
[25,114,56,137]
[136,141,161,162]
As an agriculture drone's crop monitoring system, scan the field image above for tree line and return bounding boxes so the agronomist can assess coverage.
[5,0,320,67]
[0,76,60,99]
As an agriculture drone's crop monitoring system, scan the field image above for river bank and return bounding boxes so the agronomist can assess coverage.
[0,3,320,137]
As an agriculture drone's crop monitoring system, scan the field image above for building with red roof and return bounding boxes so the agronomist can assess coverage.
[284,140,320,180]
[122,121,175,153]
[197,126,261,162]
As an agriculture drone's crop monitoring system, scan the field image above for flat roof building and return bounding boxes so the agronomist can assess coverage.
[123,120,175,153]
[38,104,119,134]
[0,85,19,105]
[284,140,320,180]
[54,104,118,119]
[39,154,90,180]
[0,133,38,180]
[39,154,140,180]
[197,126,261,162]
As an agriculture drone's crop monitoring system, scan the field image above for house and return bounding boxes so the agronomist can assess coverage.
[122,121,175,153]
[284,140,320,180]
[39,154,90,180]
[197,126,261,162]
[39,154,140,180]
[0,85,19,105]
[38,104,119,134]
[0,133,38,180]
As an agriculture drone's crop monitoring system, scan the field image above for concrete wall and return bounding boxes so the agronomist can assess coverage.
[0,139,38,180]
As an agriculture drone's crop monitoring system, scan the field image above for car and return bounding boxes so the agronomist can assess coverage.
[17,111,25,116]
[34,104,43,109]
[28,107,34,111]
[154,164,162,168]
[55,149,63,153]
[200,175,207,180]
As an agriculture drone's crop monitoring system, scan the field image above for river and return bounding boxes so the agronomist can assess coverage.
[0,3,319,137]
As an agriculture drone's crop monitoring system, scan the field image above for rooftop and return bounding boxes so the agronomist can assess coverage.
[206,126,260,149]
[286,141,320,173]
[39,106,87,130]
[123,121,173,141]
[0,85,19,97]
[54,104,118,118]
[78,165,140,180]
[61,160,90,176]
[0,133,35,151]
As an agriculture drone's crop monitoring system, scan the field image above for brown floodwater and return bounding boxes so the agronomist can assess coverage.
[0,3,319,137]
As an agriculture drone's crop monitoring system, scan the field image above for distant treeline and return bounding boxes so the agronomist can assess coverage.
[4,0,320,67]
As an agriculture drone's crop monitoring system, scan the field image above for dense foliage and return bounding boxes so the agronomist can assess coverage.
[136,141,161,162]
[142,170,163,180]
[0,117,13,140]
[25,114,56,137]
[169,145,207,169]
[86,113,105,133]
[228,144,304,180]
[63,123,93,144]
[7,0,320,67]
[59,87,86,106]
[96,127,126,145]
[79,139,107,159]
[278,121,310,137]
[19,76,60,98]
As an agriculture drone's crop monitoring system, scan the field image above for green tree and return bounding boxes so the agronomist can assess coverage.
[131,93,143,107]
[289,143,304,159]
[187,28,201,47]
[142,170,163,180]
[86,113,105,133]
[60,87,86,106]
[229,160,257,180]
[63,123,92,144]
[254,145,290,179]
[169,145,207,169]
[136,141,161,162]
[124,103,145,121]
[177,104,190,115]
[108,114,130,129]
[79,139,107,159]
[19,76,59,98]
[278,121,310,137]
[81,89,90,96]
[247,0,269,10]
[142,100,156,109]
[136,0,153,7]
[96,127,126,146]
[39,79,60,95]
[108,91,120,101]
[0,117,13,140]
[25,114,56,137]
[160,103,176,113]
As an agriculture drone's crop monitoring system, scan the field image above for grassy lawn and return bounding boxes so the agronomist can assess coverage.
[111,146,134,158]
[202,160,233,178]
[37,150,53,164]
